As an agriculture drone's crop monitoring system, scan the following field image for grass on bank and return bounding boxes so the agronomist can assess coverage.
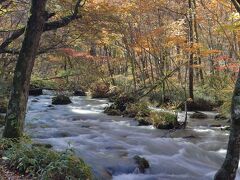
[0,138,93,180]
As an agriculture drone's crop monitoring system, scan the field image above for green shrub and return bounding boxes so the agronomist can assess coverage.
[0,139,92,180]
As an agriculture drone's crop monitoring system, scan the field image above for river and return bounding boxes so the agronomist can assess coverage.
[25,92,240,180]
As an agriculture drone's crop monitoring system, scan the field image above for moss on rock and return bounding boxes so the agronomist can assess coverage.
[104,105,122,116]
[125,102,150,118]
[190,111,208,119]
[73,90,86,96]
[52,95,72,105]
[148,111,179,129]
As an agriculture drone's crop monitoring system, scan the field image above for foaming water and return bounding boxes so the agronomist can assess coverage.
[25,94,240,179]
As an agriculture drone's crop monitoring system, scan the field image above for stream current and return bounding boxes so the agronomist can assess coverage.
[25,92,240,180]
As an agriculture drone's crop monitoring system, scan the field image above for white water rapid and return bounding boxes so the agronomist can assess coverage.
[25,92,240,180]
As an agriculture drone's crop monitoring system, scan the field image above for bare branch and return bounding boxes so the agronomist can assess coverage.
[232,0,240,13]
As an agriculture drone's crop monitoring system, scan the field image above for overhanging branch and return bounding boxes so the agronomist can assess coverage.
[0,0,82,53]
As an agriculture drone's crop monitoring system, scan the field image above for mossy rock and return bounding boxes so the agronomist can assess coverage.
[52,95,72,105]
[179,99,217,111]
[215,114,228,120]
[125,102,150,118]
[133,155,150,173]
[190,111,208,119]
[150,111,179,129]
[104,105,122,116]
[210,124,222,128]
[29,88,43,96]
[73,90,86,96]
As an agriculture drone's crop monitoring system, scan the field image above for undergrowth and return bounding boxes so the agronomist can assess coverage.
[0,138,92,180]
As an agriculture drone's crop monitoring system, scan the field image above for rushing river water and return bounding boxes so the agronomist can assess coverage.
[25,92,240,180]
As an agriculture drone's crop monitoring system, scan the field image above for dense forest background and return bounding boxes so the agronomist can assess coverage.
[0,0,238,111]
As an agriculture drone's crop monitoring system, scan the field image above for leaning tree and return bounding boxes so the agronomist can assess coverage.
[2,0,83,138]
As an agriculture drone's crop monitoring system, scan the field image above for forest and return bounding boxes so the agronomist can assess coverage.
[0,0,240,179]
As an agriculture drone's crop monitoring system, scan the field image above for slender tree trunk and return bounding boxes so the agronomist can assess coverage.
[3,0,47,138]
[104,45,115,86]
[193,0,204,84]
[188,0,194,100]
[207,18,215,74]
[176,45,182,81]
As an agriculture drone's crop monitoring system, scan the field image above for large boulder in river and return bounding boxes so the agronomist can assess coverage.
[29,88,43,96]
[29,84,43,96]
[73,90,86,96]
[190,111,208,119]
[215,114,228,121]
[133,155,150,173]
[52,95,72,105]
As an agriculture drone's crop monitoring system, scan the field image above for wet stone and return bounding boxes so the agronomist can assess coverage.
[190,111,208,119]
[133,155,150,173]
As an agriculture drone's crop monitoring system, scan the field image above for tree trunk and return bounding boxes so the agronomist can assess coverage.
[215,70,240,180]
[3,0,47,138]
[193,0,204,84]
[188,0,194,100]
[104,45,116,86]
